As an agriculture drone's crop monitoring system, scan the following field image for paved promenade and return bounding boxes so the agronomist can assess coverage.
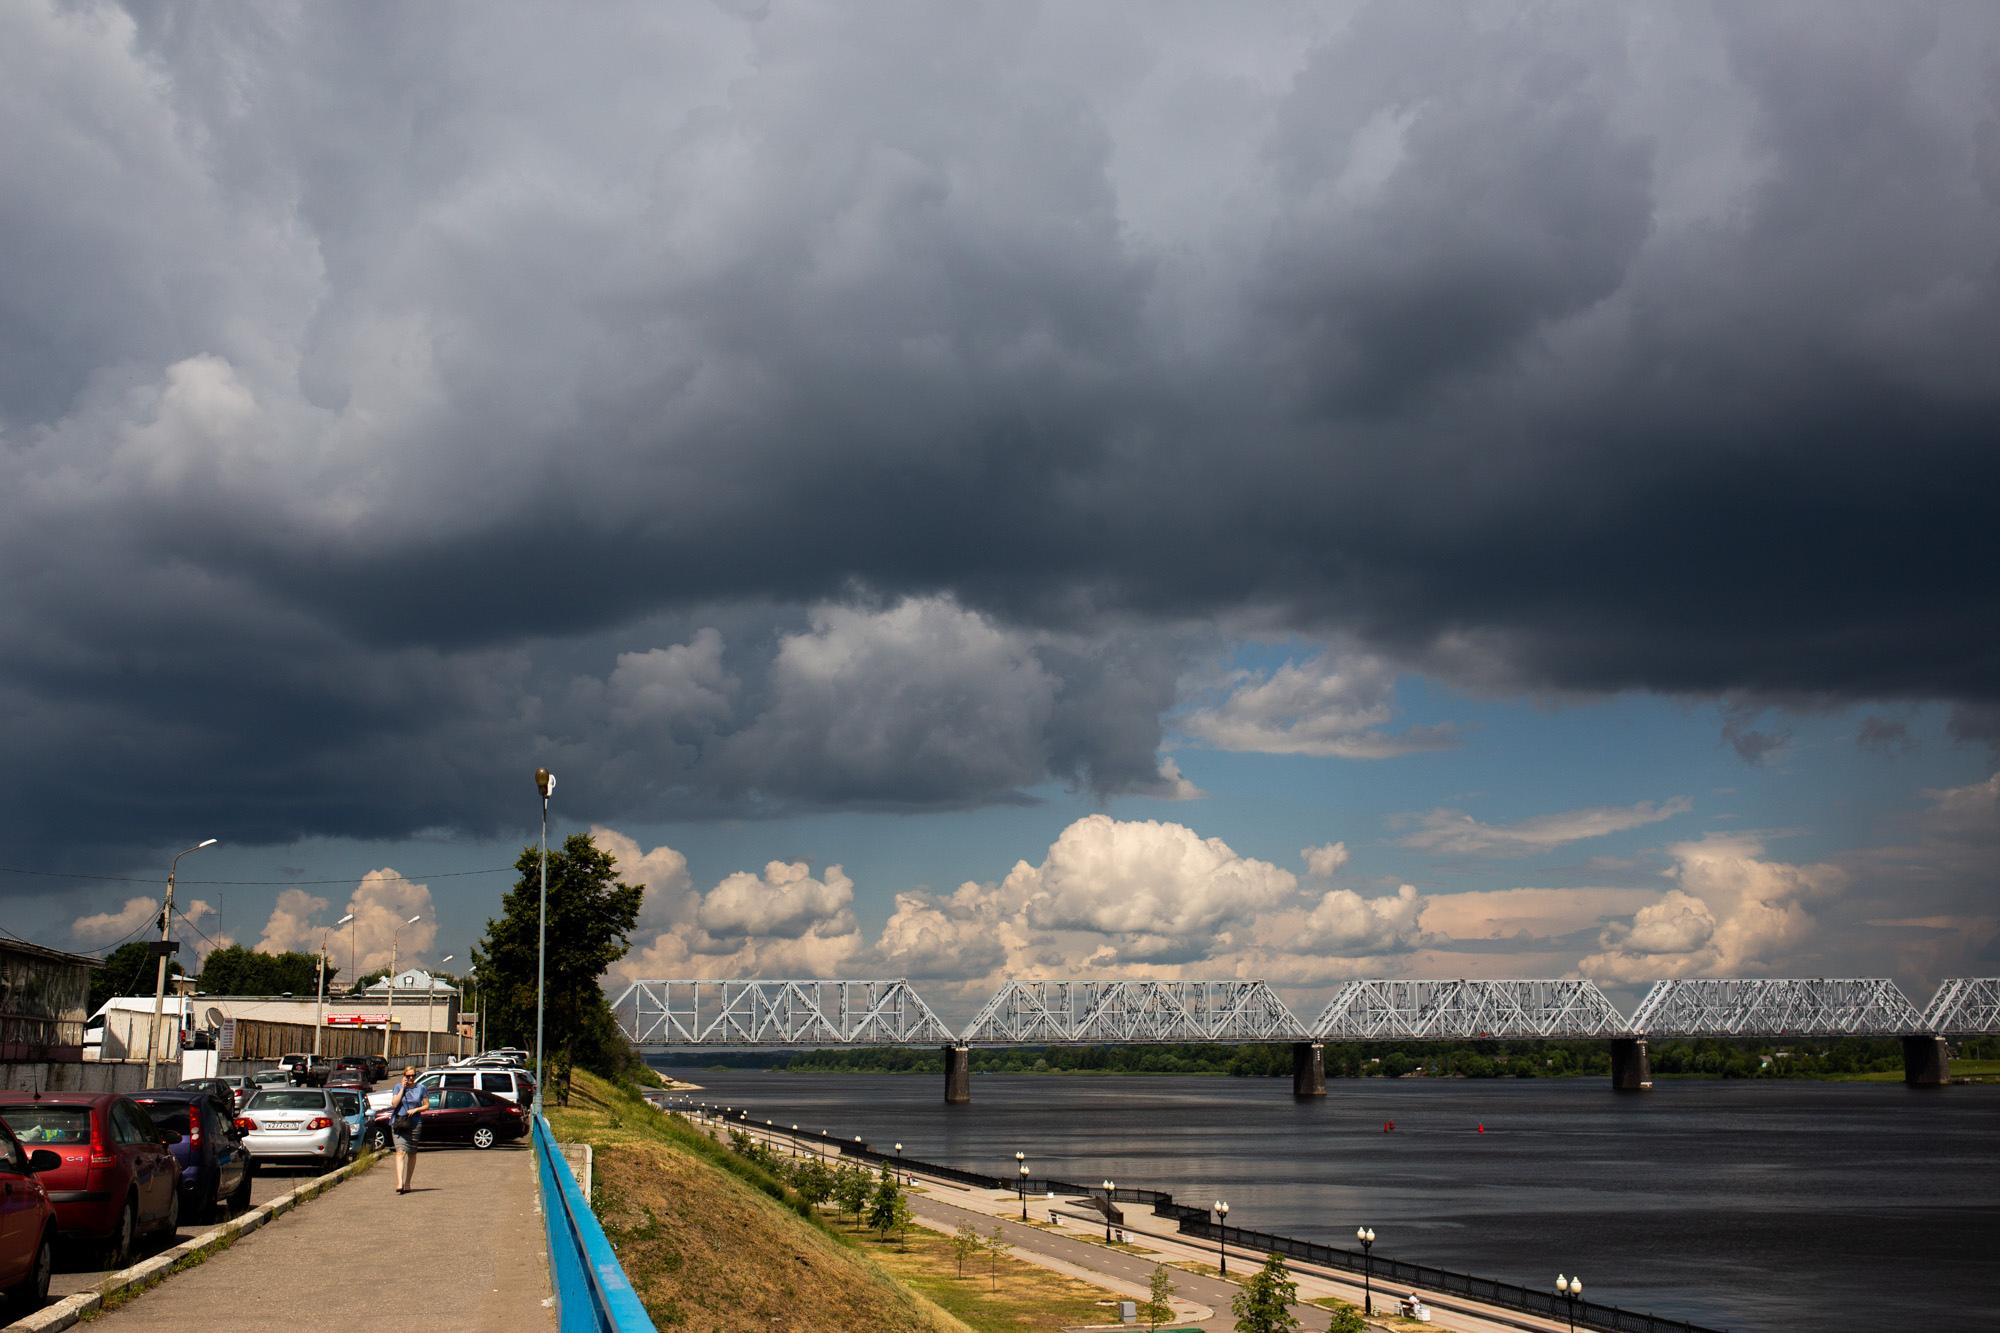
[89,1144,553,1332]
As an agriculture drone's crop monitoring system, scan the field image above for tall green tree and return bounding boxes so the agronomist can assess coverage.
[89,941,181,1014]
[1232,1253,1301,1333]
[196,944,337,996]
[470,832,642,1102]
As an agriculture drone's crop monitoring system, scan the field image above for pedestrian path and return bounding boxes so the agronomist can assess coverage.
[88,1144,553,1332]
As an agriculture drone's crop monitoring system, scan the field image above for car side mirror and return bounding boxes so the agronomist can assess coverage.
[28,1149,60,1173]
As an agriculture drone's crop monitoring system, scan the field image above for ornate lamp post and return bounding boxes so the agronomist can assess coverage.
[1356,1227,1377,1315]
[1102,1179,1116,1243]
[1018,1160,1031,1219]
[1557,1274,1582,1333]
[1213,1200,1230,1275]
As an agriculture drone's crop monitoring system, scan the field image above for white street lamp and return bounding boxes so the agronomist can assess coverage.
[1215,1200,1230,1275]
[1557,1274,1583,1333]
[1357,1227,1377,1316]
[382,913,423,1064]
[145,838,217,1089]
[313,912,356,1058]
[423,955,453,1068]
[1102,1179,1116,1244]
[534,767,556,1115]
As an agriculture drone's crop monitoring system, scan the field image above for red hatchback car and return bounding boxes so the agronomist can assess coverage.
[0,1118,59,1312]
[0,1094,180,1268]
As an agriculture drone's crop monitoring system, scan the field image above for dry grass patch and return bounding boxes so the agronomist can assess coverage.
[833,1217,1123,1333]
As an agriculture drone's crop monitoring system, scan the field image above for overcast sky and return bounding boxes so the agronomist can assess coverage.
[4,1,1995,1015]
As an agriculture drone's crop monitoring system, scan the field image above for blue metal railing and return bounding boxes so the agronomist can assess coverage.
[534,1113,656,1332]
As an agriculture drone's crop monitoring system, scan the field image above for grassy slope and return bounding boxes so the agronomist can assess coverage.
[547,1071,973,1332]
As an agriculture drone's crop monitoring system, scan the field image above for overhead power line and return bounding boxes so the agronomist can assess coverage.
[0,864,514,887]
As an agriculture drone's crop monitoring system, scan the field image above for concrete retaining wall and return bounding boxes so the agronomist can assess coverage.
[0,1060,150,1094]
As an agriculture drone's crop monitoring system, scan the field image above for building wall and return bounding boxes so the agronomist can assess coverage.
[0,944,92,1061]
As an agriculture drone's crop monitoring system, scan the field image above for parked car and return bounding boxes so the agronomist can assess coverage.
[337,1054,387,1083]
[0,1118,59,1311]
[362,1088,527,1152]
[325,1088,368,1150]
[0,1094,179,1268]
[235,1089,350,1169]
[197,1075,260,1110]
[172,1079,240,1115]
[275,1055,331,1087]
[248,1069,292,1090]
[131,1091,252,1223]
[451,1050,525,1068]
[366,1067,536,1113]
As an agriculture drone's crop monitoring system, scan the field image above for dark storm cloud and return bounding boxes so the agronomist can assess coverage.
[1,1,1997,856]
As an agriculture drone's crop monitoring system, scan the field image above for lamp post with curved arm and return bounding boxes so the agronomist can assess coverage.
[145,838,217,1090]
[382,913,424,1063]
[313,912,356,1057]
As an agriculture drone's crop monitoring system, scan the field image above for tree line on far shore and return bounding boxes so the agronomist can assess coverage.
[775,1035,1997,1080]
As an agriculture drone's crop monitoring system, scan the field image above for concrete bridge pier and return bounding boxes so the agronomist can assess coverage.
[1902,1035,1949,1087]
[944,1044,972,1104]
[1610,1037,1653,1091]
[1292,1041,1326,1097]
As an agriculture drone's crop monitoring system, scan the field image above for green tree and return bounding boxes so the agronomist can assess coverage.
[89,941,181,1014]
[866,1165,911,1242]
[835,1163,872,1221]
[1141,1264,1177,1330]
[794,1159,835,1209]
[986,1224,1012,1291]
[1232,1253,1301,1333]
[197,944,337,996]
[952,1224,981,1277]
[469,832,643,1102]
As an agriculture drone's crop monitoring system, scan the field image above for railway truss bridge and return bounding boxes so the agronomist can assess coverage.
[609,975,2000,1103]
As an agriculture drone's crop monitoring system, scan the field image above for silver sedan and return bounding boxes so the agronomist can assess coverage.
[237,1088,351,1168]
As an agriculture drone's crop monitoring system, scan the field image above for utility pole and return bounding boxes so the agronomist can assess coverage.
[381,914,422,1065]
[146,839,216,1089]
[534,767,556,1114]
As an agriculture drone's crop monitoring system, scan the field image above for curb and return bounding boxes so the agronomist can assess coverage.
[4,1153,380,1332]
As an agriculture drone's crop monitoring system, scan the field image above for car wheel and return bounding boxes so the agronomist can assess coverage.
[102,1199,136,1270]
[5,1229,51,1308]
[471,1126,497,1150]
[156,1186,180,1239]
[230,1167,253,1213]
[366,1127,390,1152]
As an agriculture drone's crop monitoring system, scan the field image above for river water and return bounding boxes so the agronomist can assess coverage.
[656,1066,1998,1330]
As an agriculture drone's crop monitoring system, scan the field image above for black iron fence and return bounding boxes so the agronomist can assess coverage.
[695,1106,1722,1333]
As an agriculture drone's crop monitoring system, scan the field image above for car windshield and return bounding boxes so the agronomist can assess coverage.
[0,1105,92,1144]
[329,1092,362,1116]
[245,1091,327,1111]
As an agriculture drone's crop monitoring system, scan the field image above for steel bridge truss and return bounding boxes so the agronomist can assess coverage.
[1309,979,1631,1042]
[1628,977,1928,1038]
[1922,978,2000,1035]
[959,980,1309,1045]
[610,979,956,1046]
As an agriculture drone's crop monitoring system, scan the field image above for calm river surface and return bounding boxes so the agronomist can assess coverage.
[658,1067,1998,1330]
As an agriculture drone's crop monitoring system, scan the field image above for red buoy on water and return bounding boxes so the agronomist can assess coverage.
[1477,1123,1485,1133]
[1383,1120,1395,1133]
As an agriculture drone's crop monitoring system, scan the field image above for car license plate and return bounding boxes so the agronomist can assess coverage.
[265,1121,301,1131]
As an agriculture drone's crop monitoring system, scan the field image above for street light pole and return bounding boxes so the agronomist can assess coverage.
[313,913,355,1058]
[1357,1227,1377,1316]
[534,767,556,1115]
[146,839,216,1089]
[382,913,423,1064]
[1016,1151,1028,1220]
[1102,1179,1115,1244]
[1557,1274,1582,1333]
[424,955,453,1068]
[1214,1201,1229,1276]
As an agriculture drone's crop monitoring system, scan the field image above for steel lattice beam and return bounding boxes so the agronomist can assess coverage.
[1922,978,2000,1035]
[1309,979,1631,1041]
[609,979,956,1047]
[959,980,1310,1045]
[1628,978,1928,1037]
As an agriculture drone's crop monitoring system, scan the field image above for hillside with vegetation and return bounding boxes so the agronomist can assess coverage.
[547,1072,973,1331]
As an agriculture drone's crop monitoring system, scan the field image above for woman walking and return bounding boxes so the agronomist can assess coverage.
[388,1066,428,1194]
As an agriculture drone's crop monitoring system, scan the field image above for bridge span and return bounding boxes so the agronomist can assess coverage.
[609,975,2000,1102]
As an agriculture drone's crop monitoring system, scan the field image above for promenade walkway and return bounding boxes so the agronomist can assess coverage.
[88,1144,553,1332]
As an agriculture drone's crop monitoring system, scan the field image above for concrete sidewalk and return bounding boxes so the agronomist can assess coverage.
[88,1144,553,1332]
